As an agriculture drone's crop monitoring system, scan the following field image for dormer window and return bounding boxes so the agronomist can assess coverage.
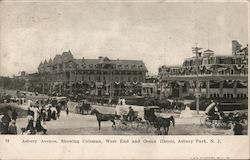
[82,64,86,68]
[125,65,129,69]
[132,64,136,68]
[118,65,122,68]
[89,64,93,68]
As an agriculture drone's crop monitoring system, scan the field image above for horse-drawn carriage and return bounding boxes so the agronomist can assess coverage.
[200,102,248,128]
[76,99,92,115]
[90,98,175,134]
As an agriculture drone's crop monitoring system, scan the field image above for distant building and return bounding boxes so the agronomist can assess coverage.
[158,40,248,99]
[32,51,147,96]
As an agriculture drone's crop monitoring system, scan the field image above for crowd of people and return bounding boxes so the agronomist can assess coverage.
[0,98,69,135]
[1,109,18,134]
[21,99,65,135]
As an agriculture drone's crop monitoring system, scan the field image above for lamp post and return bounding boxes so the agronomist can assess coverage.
[109,64,114,104]
[192,44,203,114]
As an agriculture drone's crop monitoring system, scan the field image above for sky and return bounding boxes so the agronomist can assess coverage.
[0,1,248,76]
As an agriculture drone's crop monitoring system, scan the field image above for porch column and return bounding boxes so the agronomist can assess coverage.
[179,84,183,98]
[69,82,72,94]
[186,82,190,96]
[219,81,223,98]
[233,81,237,98]
[59,83,62,95]
[206,80,210,98]
[169,83,173,96]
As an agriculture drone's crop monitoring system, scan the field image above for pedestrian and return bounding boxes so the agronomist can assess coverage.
[26,113,35,134]
[35,115,47,134]
[233,121,243,135]
[1,111,11,134]
[12,109,18,121]
[51,106,57,120]
[66,107,69,116]
[8,120,17,135]
[41,107,46,124]
[47,107,52,121]
[56,104,61,118]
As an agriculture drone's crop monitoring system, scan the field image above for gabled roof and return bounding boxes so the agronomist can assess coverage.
[74,58,147,71]
[39,61,43,67]
[48,58,52,64]
[204,49,214,53]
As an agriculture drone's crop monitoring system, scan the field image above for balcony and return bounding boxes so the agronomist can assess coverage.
[161,73,248,81]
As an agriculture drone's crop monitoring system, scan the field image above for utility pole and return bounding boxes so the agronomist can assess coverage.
[192,44,203,114]
[109,64,113,104]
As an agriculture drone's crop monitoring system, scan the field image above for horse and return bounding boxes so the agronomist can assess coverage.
[90,109,117,130]
[145,109,175,135]
[152,116,175,135]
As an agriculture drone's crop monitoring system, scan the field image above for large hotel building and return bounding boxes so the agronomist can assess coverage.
[32,52,147,96]
[156,40,248,99]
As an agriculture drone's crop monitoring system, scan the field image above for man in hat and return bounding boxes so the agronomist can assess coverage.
[127,106,135,121]
[1,111,11,134]
[12,109,18,121]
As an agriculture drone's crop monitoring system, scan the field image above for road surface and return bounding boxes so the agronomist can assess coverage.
[13,105,237,135]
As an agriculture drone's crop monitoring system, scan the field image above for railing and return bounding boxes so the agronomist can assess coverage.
[160,73,248,81]
[161,73,247,78]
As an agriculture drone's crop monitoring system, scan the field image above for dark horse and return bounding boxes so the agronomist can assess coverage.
[90,109,116,130]
[152,116,175,135]
[145,109,175,135]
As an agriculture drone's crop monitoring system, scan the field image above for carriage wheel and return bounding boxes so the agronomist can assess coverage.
[204,117,213,128]
[242,118,248,125]
[119,121,130,130]
[200,115,208,126]
[136,122,148,131]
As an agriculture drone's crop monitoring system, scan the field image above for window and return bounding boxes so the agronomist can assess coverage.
[139,76,142,81]
[219,58,224,64]
[133,77,137,82]
[128,76,131,82]
[210,57,215,64]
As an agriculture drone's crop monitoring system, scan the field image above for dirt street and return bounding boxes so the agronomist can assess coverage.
[14,105,236,135]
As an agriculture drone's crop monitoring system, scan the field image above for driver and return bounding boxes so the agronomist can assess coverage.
[127,107,135,121]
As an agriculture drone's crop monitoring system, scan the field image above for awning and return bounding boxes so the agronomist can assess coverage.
[239,81,247,87]
[226,80,235,85]
[235,64,244,70]
[177,81,185,86]
[180,68,186,73]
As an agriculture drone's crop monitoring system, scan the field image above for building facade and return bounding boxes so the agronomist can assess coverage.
[35,51,147,96]
[158,40,248,99]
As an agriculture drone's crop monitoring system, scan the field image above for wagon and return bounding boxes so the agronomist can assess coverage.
[75,99,92,115]
[116,106,159,131]
[200,102,248,128]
